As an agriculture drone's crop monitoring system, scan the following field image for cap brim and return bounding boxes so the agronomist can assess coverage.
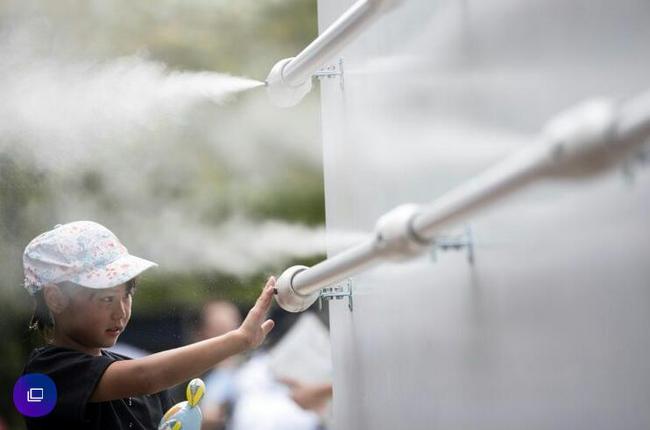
[75,254,158,289]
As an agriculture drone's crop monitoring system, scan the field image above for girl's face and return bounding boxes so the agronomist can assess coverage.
[55,283,133,356]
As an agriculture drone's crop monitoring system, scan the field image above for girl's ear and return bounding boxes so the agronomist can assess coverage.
[43,284,70,314]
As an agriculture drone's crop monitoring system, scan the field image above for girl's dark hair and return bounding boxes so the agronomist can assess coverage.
[29,289,55,342]
[28,277,138,342]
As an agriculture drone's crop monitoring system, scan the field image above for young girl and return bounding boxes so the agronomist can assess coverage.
[21,220,276,430]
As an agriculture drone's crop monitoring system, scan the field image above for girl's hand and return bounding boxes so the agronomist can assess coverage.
[236,276,276,349]
[91,277,277,402]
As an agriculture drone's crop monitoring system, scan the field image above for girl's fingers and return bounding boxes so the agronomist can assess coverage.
[261,319,275,335]
[255,276,276,311]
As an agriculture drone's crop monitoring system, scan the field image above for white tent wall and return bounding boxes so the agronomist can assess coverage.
[318,1,650,429]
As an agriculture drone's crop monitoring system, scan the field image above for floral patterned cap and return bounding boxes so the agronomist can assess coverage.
[23,221,158,295]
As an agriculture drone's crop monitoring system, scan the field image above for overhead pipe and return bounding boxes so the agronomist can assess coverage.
[274,92,650,312]
[265,0,404,107]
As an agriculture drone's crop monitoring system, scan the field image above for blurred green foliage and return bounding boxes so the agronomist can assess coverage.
[1,0,317,78]
[243,162,326,225]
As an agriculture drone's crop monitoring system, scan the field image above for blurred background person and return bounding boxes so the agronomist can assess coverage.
[196,301,333,430]
[196,301,245,430]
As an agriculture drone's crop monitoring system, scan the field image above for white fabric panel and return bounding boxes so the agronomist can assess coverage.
[319,1,650,429]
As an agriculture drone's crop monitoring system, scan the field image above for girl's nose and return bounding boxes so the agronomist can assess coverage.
[112,298,128,319]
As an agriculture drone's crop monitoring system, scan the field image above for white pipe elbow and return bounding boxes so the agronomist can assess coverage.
[275,265,320,312]
[265,57,313,108]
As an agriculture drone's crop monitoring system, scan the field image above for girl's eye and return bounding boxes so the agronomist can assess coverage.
[101,297,113,303]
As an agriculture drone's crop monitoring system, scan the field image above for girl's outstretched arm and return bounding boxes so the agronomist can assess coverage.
[90,277,276,402]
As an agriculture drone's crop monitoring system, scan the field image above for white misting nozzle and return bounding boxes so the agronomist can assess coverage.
[274,265,320,312]
[265,58,313,108]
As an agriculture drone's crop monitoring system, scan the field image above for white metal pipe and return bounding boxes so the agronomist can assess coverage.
[413,93,650,239]
[617,91,650,143]
[283,0,384,86]
[274,241,379,312]
[275,93,650,312]
[265,0,403,107]
[292,239,379,293]
[411,145,549,241]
